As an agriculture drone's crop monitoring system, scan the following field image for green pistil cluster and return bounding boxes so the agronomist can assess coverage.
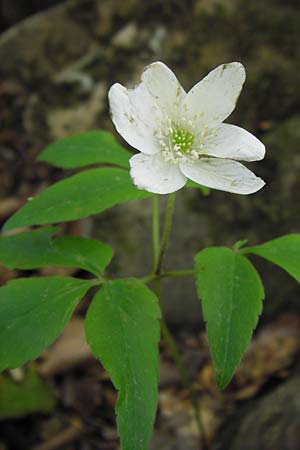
[171,128,195,153]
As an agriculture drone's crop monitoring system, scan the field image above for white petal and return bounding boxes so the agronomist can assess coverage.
[203,124,265,161]
[182,62,246,127]
[108,83,160,155]
[141,61,186,114]
[179,158,265,195]
[130,152,187,194]
[108,62,185,155]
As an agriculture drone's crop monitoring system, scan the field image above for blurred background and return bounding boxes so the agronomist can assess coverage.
[0,0,300,449]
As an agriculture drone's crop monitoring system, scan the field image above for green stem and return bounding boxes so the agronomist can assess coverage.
[152,195,160,270]
[160,319,209,450]
[160,319,190,386]
[89,277,106,287]
[150,192,208,448]
[155,193,176,274]
[162,269,195,278]
[141,269,195,284]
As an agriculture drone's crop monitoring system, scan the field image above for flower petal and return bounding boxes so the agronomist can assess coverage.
[108,62,185,155]
[203,124,265,161]
[179,158,265,194]
[141,61,186,114]
[182,62,246,126]
[108,83,160,155]
[130,153,187,194]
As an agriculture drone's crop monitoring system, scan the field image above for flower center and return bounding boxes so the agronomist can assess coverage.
[171,128,195,154]
[156,117,214,164]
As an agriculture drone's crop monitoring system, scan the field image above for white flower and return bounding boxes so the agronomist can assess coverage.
[108,62,265,195]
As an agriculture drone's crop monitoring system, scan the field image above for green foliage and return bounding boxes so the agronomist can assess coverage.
[38,130,131,169]
[0,227,113,276]
[243,234,300,282]
[2,125,298,447]
[0,277,92,371]
[3,168,151,231]
[195,247,264,388]
[0,368,56,419]
[85,279,161,450]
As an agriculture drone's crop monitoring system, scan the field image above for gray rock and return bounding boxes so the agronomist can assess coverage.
[213,371,300,450]
[1,0,300,327]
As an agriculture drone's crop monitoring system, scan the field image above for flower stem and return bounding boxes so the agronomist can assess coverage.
[160,318,209,450]
[162,269,195,278]
[151,193,208,449]
[152,195,160,270]
[155,192,176,274]
[141,269,195,284]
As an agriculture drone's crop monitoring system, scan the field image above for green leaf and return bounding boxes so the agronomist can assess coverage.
[186,180,210,196]
[243,234,300,282]
[0,277,91,371]
[0,227,113,276]
[195,247,264,388]
[3,168,151,231]
[53,235,113,276]
[0,368,56,419]
[38,130,131,169]
[85,279,161,450]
